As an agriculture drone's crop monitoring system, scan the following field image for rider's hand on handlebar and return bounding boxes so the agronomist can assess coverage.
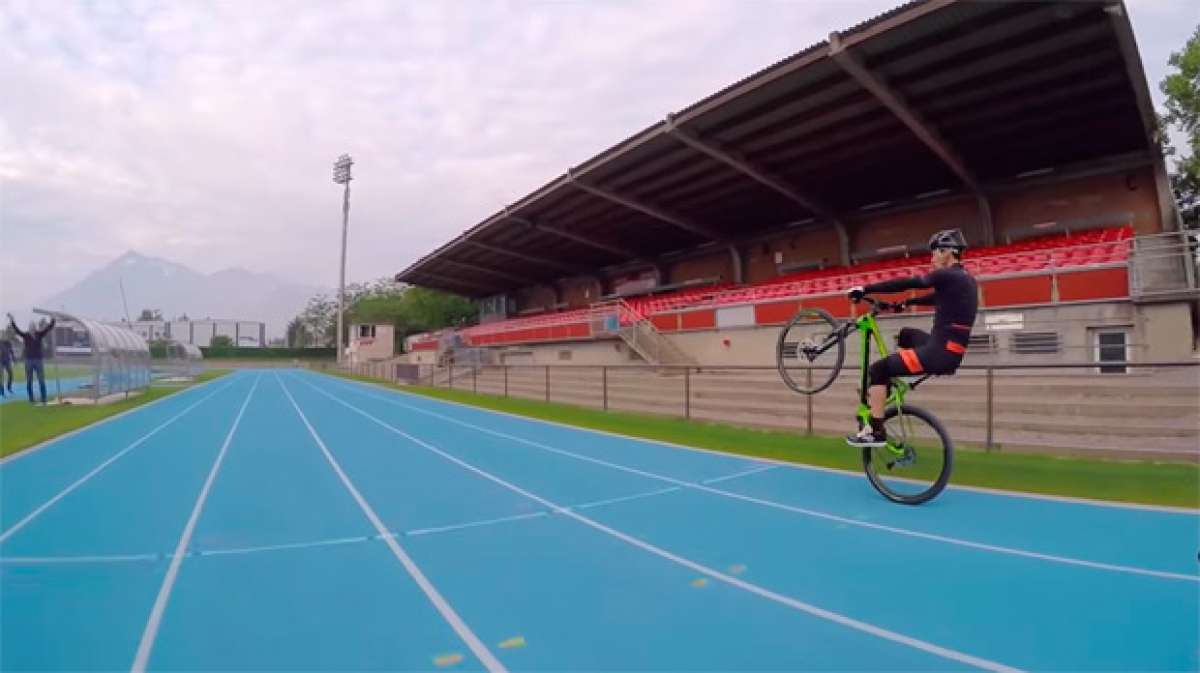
[847,286,865,303]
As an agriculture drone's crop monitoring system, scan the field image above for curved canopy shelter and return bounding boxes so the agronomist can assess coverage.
[33,307,152,402]
[161,340,204,380]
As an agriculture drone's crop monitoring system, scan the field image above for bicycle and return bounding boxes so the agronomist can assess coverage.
[776,297,953,504]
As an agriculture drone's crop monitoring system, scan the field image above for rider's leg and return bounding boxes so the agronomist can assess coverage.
[848,350,923,446]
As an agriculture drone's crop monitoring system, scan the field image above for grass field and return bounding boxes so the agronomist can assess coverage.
[0,370,231,459]
[330,371,1199,509]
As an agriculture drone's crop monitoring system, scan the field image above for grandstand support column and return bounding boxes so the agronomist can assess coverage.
[833,222,851,267]
[728,245,745,285]
[977,194,996,247]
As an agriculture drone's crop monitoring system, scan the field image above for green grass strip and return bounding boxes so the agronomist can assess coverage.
[0,370,232,459]
[325,371,1198,510]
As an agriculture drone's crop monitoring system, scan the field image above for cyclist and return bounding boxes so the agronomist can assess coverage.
[844,228,978,447]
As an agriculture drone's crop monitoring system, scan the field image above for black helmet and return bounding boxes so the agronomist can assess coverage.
[928,228,967,252]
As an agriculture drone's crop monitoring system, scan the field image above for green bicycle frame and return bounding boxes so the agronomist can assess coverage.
[853,311,913,448]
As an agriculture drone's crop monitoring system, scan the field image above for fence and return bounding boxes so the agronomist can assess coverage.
[338,360,1200,462]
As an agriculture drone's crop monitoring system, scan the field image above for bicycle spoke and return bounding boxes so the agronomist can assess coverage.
[865,405,951,504]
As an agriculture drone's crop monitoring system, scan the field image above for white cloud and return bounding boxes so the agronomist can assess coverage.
[0,0,1193,314]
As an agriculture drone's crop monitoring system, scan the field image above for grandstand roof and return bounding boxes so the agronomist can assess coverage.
[396,0,1161,298]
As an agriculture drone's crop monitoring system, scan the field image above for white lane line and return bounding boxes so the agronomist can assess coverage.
[312,375,1197,583]
[196,535,368,557]
[277,375,506,673]
[406,512,548,537]
[0,381,236,545]
[312,372,1200,515]
[0,553,161,565]
[131,375,260,673]
[0,485,685,566]
[304,378,1023,673]
[568,487,682,511]
[702,465,777,485]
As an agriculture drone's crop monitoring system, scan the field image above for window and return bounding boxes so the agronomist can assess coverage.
[1094,329,1130,374]
[1012,331,1059,354]
[358,325,376,338]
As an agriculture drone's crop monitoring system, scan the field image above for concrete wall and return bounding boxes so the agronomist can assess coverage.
[488,339,636,366]
[1137,302,1197,361]
[514,285,558,314]
[744,229,843,283]
[561,278,603,307]
[851,200,982,253]
[669,251,731,285]
[992,167,1161,238]
[470,300,1193,368]
[662,301,1189,367]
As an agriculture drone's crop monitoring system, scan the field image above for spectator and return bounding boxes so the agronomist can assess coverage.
[8,314,56,405]
[0,333,13,397]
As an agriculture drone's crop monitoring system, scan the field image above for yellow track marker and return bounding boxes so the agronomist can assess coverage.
[690,577,709,588]
[499,636,527,649]
[433,653,463,667]
[728,564,747,575]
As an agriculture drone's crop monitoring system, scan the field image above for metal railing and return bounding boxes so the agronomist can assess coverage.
[1129,230,1198,298]
[341,360,1199,459]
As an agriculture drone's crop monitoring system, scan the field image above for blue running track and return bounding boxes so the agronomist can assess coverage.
[1,369,1196,671]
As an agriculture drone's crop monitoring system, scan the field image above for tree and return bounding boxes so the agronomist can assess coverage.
[289,279,477,352]
[285,317,311,348]
[137,308,163,321]
[210,335,234,348]
[1160,24,1200,227]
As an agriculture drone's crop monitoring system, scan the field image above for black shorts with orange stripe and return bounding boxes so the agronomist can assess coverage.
[868,337,966,387]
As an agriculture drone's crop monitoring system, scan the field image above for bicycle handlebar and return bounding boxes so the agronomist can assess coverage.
[854,296,906,314]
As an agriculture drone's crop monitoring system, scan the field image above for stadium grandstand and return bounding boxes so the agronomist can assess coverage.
[396,0,1198,376]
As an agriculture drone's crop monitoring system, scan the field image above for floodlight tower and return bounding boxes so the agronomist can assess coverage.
[332,153,353,365]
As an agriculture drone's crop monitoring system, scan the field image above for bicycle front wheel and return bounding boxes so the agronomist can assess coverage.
[862,404,953,505]
[776,308,844,395]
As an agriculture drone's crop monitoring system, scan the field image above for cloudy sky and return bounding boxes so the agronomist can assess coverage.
[1,0,1195,311]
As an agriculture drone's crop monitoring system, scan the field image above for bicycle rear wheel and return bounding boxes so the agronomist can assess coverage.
[862,403,953,505]
[776,308,844,395]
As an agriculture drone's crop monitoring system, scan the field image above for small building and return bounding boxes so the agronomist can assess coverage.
[348,323,396,364]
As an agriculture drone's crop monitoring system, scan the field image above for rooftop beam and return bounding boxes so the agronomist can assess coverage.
[400,270,496,294]
[829,30,994,244]
[567,169,725,242]
[502,209,639,259]
[663,115,851,264]
[828,31,980,194]
[433,257,540,285]
[459,239,582,274]
[664,115,834,218]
